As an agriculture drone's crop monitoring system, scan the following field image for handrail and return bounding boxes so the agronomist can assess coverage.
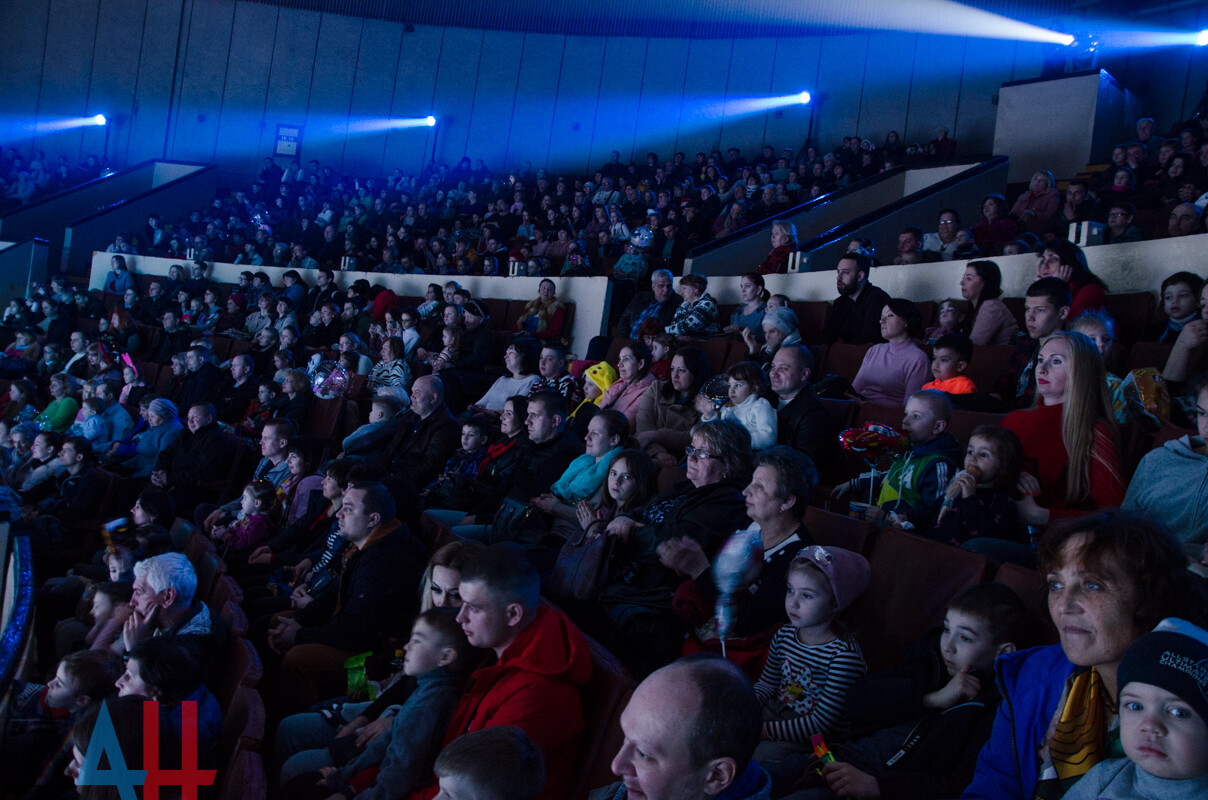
[687,164,910,259]
[0,535,35,695]
[797,156,1010,254]
[0,159,165,219]
[66,164,217,226]
[0,236,50,254]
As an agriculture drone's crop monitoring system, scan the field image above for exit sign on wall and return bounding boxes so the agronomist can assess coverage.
[276,125,302,157]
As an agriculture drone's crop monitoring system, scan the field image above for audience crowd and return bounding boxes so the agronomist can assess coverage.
[2,113,1208,800]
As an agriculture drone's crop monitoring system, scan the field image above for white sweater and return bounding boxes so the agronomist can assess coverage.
[721,394,778,450]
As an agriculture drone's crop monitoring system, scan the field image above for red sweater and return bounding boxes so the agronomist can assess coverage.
[407,606,593,800]
[1068,280,1106,321]
[1002,401,1123,520]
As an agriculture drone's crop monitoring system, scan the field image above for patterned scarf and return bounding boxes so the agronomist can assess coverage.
[1033,666,1121,800]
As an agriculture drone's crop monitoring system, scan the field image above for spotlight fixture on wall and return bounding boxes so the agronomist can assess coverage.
[92,114,107,126]
[798,92,812,105]
[426,116,437,126]
[1198,29,1208,46]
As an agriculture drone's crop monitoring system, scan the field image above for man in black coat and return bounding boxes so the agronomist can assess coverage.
[385,375,461,488]
[177,346,226,413]
[147,309,193,366]
[151,403,240,516]
[770,344,838,481]
[821,252,890,345]
[216,354,258,425]
[270,481,426,713]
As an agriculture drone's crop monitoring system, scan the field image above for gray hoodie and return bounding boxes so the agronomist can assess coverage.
[1123,435,1208,555]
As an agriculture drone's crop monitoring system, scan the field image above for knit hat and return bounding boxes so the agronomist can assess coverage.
[464,300,488,320]
[763,306,798,334]
[583,361,618,404]
[229,292,248,309]
[792,545,871,612]
[1118,618,1208,724]
[148,398,178,419]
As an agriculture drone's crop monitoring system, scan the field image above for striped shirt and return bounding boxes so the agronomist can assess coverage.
[753,626,867,743]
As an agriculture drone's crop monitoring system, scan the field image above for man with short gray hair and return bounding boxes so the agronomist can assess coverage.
[122,552,225,656]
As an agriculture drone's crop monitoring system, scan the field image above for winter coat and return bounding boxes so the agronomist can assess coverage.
[407,606,593,800]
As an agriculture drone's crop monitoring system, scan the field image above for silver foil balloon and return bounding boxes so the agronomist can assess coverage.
[629,226,655,250]
[700,374,731,414]
[310,361,349,399]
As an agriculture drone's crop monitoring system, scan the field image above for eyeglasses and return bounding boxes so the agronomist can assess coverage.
[684,446,720,461]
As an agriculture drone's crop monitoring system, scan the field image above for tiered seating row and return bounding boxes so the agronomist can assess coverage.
[177,522,267,800]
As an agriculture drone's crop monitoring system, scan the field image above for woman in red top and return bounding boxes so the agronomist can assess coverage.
[1035,239,1107,320]
[1003,330,1123,527]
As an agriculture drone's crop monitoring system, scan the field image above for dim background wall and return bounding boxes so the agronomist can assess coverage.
[3,0,1207,180]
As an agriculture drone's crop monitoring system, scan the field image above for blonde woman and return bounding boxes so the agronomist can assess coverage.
[1003,330,1123,528]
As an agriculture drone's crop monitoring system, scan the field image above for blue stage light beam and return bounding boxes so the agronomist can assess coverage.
[0,115,112,136]
[1060,27,1208,50]
[344,116,438,134]
[691,0,1073,44]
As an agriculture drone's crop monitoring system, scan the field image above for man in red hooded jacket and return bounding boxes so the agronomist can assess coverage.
[404,543,593,800]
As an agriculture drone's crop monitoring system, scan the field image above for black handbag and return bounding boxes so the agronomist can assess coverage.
[549,525,615,601]
[488,497,536,545]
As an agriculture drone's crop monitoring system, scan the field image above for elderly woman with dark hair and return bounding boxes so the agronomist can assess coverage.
[665,275,721,338]
[595,418,754,675]
[635,345,710,468]
[660,446,819,669]
[965,512,1203,800]
[960,261,1020,346]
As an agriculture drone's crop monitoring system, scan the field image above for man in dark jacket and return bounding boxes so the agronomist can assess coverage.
[299,268,342,317]
[615,269,682,340]
[465,391,583,547]
[442,300,496,403]
[216,354,258,425]
[176,346,226,413]
[271,481,426,713]
[770,345,839,480]
[151,403,240,516]
[386,375,461,488]
[27,436,108,553]
[147,309,193,366]
[822,252,890,345]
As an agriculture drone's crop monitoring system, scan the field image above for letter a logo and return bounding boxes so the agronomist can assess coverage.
[79,703,148,800]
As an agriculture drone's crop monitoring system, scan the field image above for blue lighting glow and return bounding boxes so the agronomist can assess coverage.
[1198,29,1208,46]
[343,116,439,134]
[798,91,812,105]
[93,114,107,126]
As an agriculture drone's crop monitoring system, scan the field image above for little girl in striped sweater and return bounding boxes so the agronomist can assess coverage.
[753,545,871,792]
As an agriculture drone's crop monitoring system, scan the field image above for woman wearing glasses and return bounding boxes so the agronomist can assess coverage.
[593,418,753,676]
